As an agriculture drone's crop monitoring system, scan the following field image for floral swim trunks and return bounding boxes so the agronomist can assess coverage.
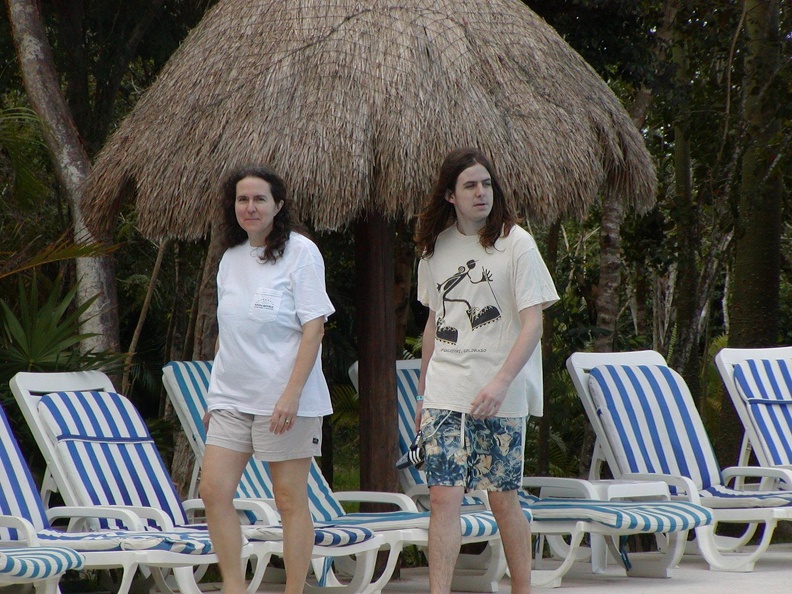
[420,408,526,491]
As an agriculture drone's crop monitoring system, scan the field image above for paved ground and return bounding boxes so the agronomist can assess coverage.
[203,543,792,593]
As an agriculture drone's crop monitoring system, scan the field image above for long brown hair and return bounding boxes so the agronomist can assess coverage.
[219,164,293,262]
[414,147,516,257]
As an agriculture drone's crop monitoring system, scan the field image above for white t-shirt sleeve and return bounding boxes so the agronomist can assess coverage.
[513,233,560,312]
[290,246,336,325]
[417,256,439,311]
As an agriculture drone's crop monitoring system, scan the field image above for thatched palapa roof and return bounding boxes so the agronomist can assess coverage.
[83,0,656,240]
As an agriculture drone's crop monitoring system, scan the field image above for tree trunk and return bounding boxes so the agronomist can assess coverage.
[593,191,625,353]
[722,0,784,463]
[667,29,702,403]
[6,0,120,354]
[193,222,223,360]
[355,211,399,500]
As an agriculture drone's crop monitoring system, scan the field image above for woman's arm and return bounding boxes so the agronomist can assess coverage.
[270,315,326,433]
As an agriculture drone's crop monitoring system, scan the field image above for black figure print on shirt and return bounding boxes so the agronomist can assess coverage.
[435,259,501,344]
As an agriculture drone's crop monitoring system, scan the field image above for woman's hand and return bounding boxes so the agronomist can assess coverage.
[202,411,211,434]
[270,389,300,434]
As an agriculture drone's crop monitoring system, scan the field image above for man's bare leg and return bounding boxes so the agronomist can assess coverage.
[428,485,465,594]
[489,490,532,593]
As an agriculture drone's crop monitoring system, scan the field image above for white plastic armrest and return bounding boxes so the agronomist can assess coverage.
[0,515,39,544]
[404,484,430,500]
[621,473,702,504]
[722,466,792,489]
[333,490,419,512]
[46,506,146,531]
[522,477,599,499]
[182,497,280,525]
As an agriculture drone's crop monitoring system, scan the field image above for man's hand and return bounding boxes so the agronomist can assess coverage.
[470,378,509,419]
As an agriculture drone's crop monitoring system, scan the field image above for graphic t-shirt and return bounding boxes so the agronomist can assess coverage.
[417,225,559,417]
[207,232,335,417]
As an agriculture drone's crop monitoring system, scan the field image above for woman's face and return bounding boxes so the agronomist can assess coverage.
[234,176,283,246]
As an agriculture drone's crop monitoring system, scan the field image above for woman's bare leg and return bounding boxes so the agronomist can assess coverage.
[201,445,251,594]
[269,458,314,594]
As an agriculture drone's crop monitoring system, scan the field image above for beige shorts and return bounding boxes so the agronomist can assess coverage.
[206,409,322,462]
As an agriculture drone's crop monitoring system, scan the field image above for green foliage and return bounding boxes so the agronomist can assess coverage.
[0,107,47,206]
[0,273,124,384]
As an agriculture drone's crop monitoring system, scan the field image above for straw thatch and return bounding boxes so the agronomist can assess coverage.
[83,0,656,240]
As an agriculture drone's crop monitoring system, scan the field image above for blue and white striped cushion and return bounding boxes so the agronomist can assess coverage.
[324,511,431,531]
[244,524,376,547]
[395,361,423,493]
[0,405,51,538]
[39,528,216,554]
[697,484,792,508]
[37,529,126,551]
[0,547,83,582]
[588,365,723,492]
[589,364,792,509]
[520,493,712,531]
[119,530,215,554]
[38,391,190,528]
[734,359,792,466]
[338,510,504,538]
[163,361,212,446]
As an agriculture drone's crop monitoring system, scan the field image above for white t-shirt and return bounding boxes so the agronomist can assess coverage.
[207,232,335,417]
[417,225,559,417]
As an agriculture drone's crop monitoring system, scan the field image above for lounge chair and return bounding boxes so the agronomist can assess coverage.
[0,392,253,594]
[387,358,713,586]
[715,346,792,484]
[567,349,792,572]
[10,371,384,593]
[164,360,510,593]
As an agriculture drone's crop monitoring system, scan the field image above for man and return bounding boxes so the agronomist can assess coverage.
[414,147,559,593]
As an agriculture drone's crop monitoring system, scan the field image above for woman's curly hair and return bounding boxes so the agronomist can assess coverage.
[218,164,293,262]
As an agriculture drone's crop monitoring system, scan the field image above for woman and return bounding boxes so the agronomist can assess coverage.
[200,164,334,594]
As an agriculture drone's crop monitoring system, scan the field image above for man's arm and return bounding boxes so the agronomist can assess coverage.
[470,304,543,419]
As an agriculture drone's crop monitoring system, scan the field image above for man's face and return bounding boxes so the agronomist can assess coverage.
[447,163,493,231]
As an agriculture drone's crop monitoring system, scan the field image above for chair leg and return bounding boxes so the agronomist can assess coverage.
[693,520,778,572]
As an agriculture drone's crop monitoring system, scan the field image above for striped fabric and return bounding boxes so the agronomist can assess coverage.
[0,397,219,558]
[38,390,190,529]
[163,361,212,453]
[395,360,423,494]
[0,404,52,539]
[117,530,215,554]
[244,525,376,547]
[0,547,83,582]
[521,493,712,532]
[589,364,792,509]
[733,359,792,466]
